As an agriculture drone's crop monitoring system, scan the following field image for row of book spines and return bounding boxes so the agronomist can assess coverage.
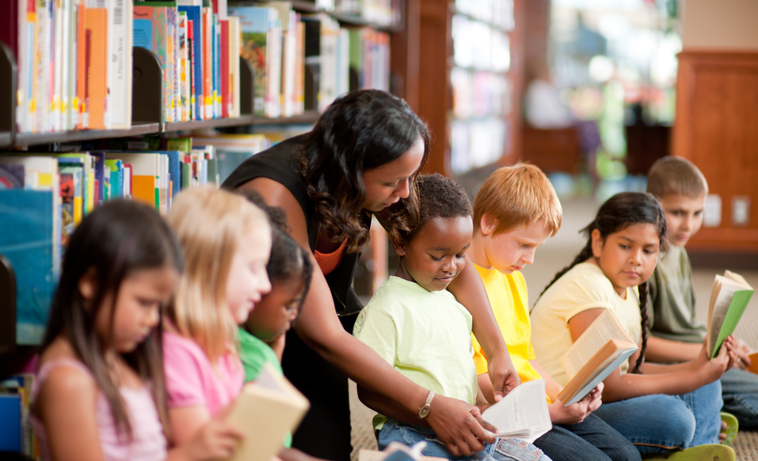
[14,1,123,133]
[138,3,242,123]
[0,150,218,227]
[8,0,243,134]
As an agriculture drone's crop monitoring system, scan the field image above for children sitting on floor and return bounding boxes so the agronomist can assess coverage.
[353,173,550,461]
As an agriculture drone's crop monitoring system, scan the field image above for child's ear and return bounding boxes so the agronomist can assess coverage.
[590,229,604,258]
[391,239,406,257]
[480,214,497,236]
[78,268,98,301]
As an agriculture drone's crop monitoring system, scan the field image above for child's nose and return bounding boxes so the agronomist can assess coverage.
[441,258,455,272]
[146,306,160,327]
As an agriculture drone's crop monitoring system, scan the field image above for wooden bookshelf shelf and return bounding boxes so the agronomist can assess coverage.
[251,111,320,126]
[165,116,256,132]
[13,123,162,147]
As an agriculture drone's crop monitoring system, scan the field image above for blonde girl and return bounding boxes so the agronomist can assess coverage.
[163,187,272,447]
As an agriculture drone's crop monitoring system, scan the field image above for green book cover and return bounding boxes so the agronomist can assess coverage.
[708,271,755,357]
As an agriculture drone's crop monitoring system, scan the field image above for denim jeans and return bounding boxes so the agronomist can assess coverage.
[533,414,640,461]
[377,419,551,461]
[721,367,758,429]
[592,380,722,456]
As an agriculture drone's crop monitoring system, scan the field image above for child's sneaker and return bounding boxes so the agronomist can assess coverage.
[720,412,739,446]
[643,444,735,461]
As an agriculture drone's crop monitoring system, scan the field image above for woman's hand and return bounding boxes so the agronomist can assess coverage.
[426,394,497,457]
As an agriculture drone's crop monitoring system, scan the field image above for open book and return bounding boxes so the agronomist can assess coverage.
[223,363,310,461]
[557,308,638,406]
[481,379,551,443]
[707,270,755,358]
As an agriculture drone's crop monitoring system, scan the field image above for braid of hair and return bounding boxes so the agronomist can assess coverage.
[630,281,649,374]
[537,240,594,300]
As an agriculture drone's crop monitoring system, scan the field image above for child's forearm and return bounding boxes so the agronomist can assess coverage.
[645,336,701,363]
[600,366,708,402]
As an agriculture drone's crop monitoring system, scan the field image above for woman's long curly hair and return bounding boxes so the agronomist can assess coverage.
[299,89,430,253]
[538,192,669,374]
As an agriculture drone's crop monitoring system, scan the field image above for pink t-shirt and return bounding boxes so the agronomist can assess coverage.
[162,330,244,416]
[30,357,167,461]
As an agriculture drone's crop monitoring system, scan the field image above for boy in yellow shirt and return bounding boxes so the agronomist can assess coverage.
[469,164,639,461]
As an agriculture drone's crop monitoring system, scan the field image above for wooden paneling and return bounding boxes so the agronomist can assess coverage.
[672,51,758,251]
[417,0,451,176]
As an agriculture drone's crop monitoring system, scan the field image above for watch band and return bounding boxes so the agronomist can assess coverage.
[418,390,435,419]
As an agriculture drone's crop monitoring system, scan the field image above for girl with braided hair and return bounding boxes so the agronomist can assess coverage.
[530,192,737,460]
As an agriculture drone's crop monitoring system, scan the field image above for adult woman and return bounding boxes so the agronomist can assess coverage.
[223,90,516,461]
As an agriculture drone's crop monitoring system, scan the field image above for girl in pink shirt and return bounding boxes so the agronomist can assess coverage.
[32,200,244,461]
[163,187,272,447]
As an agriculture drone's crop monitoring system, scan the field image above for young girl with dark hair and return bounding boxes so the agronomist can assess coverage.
[31,200,244,461]
[530,192,736,460]
[223,89,518,460]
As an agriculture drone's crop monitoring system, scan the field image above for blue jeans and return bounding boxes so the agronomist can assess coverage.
[377,419,551,461]
[592,380,722,456]
[721,367,758,429]
[533,414,640,461]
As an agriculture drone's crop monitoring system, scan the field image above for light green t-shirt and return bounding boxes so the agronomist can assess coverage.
[531,262,641,386]
[648,245,707,343]
[353,276,477,430]
[238,327,291,448]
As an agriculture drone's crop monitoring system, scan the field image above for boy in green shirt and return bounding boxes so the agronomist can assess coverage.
[646,156,758,430]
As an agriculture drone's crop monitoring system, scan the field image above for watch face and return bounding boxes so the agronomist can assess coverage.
[419,405,430,418]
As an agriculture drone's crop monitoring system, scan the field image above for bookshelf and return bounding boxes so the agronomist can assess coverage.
[0,0,409,379]
[408,0,522,177]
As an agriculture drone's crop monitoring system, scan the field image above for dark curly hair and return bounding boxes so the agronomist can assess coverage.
[299,89,430,253]
[537,192,668,374]
[389,173,472,247]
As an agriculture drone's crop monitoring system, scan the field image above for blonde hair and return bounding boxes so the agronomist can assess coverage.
[647,156,708,199]
[473,163,562,236]
[165,187,270,362]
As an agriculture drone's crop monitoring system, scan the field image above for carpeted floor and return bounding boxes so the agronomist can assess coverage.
[348,196,758,460]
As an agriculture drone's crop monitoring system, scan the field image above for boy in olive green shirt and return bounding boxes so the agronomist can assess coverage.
[646,156,758,430]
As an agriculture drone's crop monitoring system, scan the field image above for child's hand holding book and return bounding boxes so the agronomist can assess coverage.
[693,335,736,385]
[549,383,603,426]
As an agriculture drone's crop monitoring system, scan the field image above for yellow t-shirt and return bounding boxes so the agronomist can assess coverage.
[530,262,641,386]
[471,266,543,386]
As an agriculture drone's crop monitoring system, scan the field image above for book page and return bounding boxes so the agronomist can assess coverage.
[482,379,551,443]
[561,309,632,379]
[707,274,753,356]
[559,340,637,406]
